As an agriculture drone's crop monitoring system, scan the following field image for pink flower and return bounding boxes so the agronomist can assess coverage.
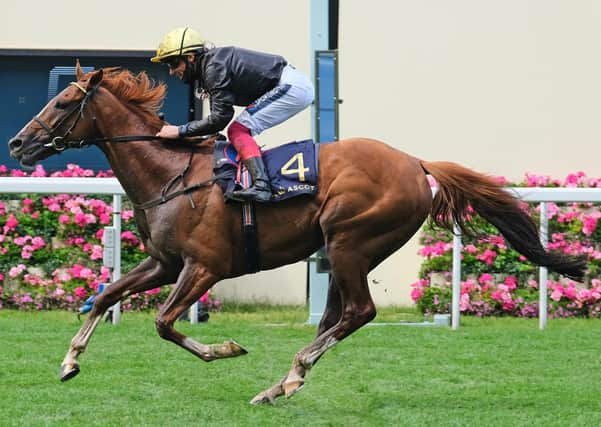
[31,236,45,249]
[121,231,139,245]
[90,245,103,260]
[30,164,47,177]
[502,300,516,312]
[477,249,497,265]
[504,276,518,291]
[564,171,586,187]
[145,288,161,295]
[410,287,423,302]
[20,248,32,259]
[582,216,598,236]
[464,244,478,254]
[100,266,111,282]
[122,210,134,221]
[59,214,70,225]
[478,273,494,284]
[4,214,19,233]
[9,264,26,278]
[74,287,87,298]
[52,269,72,282]
[19,294,33,304]
[550,288,563,301]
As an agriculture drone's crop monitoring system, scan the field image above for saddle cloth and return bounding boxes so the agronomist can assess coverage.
[213,139,319,202]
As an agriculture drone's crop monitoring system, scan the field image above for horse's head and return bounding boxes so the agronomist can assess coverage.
[8,64,104,168]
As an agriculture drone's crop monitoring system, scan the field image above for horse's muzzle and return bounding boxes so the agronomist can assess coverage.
[8,136,24,159]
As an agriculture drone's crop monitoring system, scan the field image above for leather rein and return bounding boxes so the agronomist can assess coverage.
[33,81,226,210]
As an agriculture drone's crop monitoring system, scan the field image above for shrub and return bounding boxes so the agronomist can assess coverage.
[0,164,220,312]
[413,171,601,318]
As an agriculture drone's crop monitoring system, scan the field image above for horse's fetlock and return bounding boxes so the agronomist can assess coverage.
[155,317,171,339]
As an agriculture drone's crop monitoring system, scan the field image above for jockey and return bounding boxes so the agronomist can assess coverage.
[151,27,315,203]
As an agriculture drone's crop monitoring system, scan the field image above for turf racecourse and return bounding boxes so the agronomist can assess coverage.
[1,308,600,427]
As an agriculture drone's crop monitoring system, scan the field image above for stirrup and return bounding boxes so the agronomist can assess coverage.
[232,186,272,203]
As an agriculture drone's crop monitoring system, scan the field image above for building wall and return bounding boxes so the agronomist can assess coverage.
[3,1,601,306]
[339,1,601,305]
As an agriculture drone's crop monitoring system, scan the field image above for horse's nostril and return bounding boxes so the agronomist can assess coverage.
[9,137,24,152]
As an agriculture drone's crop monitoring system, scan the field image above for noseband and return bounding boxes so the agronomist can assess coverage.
[34,82,95,151]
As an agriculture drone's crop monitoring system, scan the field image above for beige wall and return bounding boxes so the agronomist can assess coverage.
[339,1,601,306]
[3,1,600,306]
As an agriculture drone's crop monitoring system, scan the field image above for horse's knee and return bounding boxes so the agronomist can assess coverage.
[155,316,171,340]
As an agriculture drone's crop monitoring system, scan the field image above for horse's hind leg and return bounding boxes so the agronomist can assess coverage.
[60,257,175,381]
[251,250,375,404]
[154,261,247,361]
[318,276,342,336]
[249,277,342,405]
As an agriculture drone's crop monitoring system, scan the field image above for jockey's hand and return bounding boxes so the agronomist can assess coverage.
[156,125,180,139]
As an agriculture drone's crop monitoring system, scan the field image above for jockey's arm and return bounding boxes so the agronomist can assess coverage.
[178,90,235,137]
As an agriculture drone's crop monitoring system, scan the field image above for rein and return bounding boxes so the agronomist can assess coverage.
[132,152,229,211]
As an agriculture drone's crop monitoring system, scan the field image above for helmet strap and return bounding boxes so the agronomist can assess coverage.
[179,27,189,56]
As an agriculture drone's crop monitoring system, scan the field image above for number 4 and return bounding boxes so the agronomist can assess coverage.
[281,153,309,182]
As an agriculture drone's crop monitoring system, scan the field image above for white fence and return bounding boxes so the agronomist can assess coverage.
[451,187,601,330]
[1,178,599,329]
[0,177,200,324]
[0,177,125,324]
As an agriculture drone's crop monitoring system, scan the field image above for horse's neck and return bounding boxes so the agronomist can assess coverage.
[92,91,208,206]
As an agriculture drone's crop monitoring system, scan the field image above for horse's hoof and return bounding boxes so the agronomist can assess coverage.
[225,340,248,357]
[59,363,80,382]
[250,392,276,405]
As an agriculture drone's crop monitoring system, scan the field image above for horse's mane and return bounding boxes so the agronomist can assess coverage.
[98,68,166,129]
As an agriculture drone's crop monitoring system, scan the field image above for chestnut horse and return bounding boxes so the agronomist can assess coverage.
[8,65,585,404]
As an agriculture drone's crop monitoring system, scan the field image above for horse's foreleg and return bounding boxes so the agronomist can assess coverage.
[154,261,247,361]
[60,257,174,381]
[251,262,375,405]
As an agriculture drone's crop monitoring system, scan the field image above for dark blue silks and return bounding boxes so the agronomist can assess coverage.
[213,139,319,202]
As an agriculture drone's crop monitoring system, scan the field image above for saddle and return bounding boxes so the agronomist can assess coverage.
[212,139,319,273]
[213,139,319,203]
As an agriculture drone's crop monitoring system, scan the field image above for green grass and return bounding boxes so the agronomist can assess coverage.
[1,308,600,427]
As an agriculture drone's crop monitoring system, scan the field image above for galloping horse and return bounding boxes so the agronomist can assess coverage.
[8,64,585,404]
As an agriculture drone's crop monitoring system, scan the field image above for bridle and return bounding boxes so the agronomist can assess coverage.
[33,82,95,151]
[32,81,178,151]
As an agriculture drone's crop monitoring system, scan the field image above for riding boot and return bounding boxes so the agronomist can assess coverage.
[232,156,272,203]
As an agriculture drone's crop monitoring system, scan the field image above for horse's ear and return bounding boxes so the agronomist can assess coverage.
[86,69,104,90]
[75,59,85,80]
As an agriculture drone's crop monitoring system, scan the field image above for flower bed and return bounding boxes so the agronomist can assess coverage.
[412,171,601,318]
[0,164,220,312]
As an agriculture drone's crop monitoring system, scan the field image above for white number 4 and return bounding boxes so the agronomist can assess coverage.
[280,153,309,182]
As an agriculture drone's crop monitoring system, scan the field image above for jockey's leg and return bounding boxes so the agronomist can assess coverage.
[227,64,314,203]
[227,122,272,203]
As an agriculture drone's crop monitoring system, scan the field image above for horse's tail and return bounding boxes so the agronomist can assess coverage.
[420,160,587,282]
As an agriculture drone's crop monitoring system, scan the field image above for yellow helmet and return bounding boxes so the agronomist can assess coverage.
[150,27,205,63]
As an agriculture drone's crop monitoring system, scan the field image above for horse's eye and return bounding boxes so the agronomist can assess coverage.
[55,101,67,110]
